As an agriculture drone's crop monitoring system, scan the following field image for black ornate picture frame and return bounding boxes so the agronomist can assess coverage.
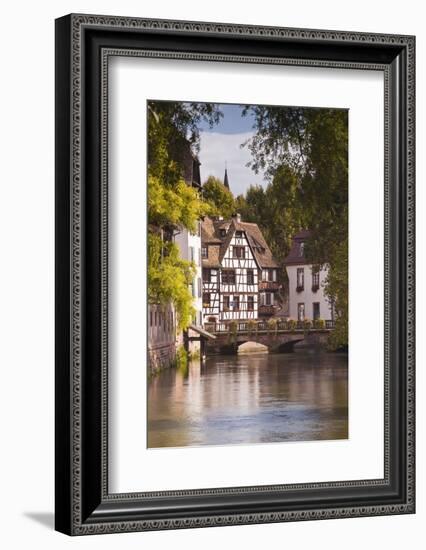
[55,13,415,535]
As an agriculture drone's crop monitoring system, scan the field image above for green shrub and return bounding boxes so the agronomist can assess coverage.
[188,348,200,360]
[303,318,312,330]
[247,319,257,336]
[287,318,297,330]
[228,320,238,343]
[175,345,188,369]
[267,318,278,335]
[314,318,326,329]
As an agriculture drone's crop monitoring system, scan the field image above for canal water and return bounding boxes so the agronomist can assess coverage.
[147,351,348,448]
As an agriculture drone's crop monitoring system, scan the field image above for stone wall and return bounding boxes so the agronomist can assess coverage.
[148,342,176,374]
[148,303,177,374]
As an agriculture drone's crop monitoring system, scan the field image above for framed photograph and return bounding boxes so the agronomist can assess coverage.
[55,14,415,535]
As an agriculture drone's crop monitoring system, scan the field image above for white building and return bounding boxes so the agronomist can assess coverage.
[284,230,334,322]
[172,144,204,329]
[201,215,281,323]
[174,222,203,327]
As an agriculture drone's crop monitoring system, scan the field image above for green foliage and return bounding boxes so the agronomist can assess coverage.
[314,318,326,330]
[148,175,210,233]
[267,318,278,336]
[241,106,348,347]
[287,319,297,331]
[303,318,312,331]
[324,237,348,349]
[188,348,201,361]
[202,175,236,218]
[175,345,188,370]
[147,101,221,331]
[148,233,196,330]
[228,320,238,343]
[247,319,257,336]
[148,101,222,186]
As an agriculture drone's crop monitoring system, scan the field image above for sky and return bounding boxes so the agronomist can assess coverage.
[197,104,268,197]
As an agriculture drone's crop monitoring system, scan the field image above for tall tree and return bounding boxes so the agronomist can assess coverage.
[148,102,222,329]
[202,175,236,218]
[242,106,348,347]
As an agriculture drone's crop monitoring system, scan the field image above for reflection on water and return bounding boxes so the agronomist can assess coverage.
[147,352,348,448]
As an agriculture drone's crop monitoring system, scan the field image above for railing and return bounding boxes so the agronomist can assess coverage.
[204,320,335,334]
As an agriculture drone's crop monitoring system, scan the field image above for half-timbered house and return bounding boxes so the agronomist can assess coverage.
[201,214,281,323]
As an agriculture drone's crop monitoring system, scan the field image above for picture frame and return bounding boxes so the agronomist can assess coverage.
[55,13,415,535]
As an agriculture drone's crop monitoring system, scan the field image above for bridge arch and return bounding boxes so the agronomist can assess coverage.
[237,341,269,355]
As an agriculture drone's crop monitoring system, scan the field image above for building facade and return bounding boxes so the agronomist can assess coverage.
[201,215,281,323]
[284,230,334,322]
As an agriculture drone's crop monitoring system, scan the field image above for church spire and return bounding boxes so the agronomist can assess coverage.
[224,162,230,190]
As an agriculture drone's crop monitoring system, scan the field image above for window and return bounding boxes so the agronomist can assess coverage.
[201,246,207,258]
[220,228,226,237]
[233,246,245,259]
[268,269,275,281]
[198,277,202,298]
[191,280,196,297]
[298,303,305,321]
[150,310,153,327]
[262,270,268,281]
[299,242,305,257]
[223,295,230,310]
[312,267,320,290]
[265,293,271,306]
[235,230,243,238]
[313,302,320,320]
[247,296,254,310]
[297,268,304,290]
[189,246,195,262]
[203,268,211,282]
[222,269,236,284]
[198,248,201,265]
[203,293,210,306]
[232,296,240,310]
[247,269,254,285]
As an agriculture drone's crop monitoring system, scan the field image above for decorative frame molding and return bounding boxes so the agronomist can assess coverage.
[55,14,415,535]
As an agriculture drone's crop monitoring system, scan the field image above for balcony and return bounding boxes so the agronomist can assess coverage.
[296,285,304,293]
[258,305,277,316]
[258,281,281,291]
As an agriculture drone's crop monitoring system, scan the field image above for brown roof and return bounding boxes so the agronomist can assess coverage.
[284,230,312,266]
[201,216,280,269]
[200,217,222,244]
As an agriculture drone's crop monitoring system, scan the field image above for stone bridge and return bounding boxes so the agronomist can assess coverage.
[203,321,334,355]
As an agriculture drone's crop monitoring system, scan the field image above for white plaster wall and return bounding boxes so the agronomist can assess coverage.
[174,227,203,326]
[286,264,333,321]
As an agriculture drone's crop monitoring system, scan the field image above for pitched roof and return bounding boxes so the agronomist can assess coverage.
[201,216,280,269]
[283,230,312,266]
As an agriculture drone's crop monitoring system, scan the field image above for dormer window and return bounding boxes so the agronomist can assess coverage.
[235,230,243,238]
[201,246,207,258]
[299,242,305,257]
[220,228,227,237]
